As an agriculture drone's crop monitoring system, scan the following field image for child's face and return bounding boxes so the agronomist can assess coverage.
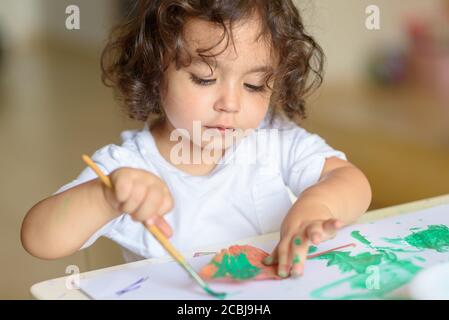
[160,16,276,149]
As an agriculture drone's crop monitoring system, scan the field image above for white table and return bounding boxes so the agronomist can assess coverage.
[31,194,449,300]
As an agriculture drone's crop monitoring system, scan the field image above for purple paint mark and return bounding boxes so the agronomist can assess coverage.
[115,276,149,296]
[194,251,217,257]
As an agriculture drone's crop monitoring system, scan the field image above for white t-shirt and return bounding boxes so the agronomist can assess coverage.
[54,114,346,262]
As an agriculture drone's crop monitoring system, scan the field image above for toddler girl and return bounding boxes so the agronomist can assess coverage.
[21,0,372,279]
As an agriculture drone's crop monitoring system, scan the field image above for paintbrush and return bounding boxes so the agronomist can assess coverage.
[81,154,227,299]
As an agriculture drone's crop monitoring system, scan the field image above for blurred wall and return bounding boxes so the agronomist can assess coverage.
[1,0,444,82]
[0,0,43,49]
[40,0,117,53]
[295,0,443,85]
[0,0,117,52]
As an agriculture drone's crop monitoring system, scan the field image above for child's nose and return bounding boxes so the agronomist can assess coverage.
[213,85,241,113]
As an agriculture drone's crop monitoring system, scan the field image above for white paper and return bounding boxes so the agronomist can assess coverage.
[80,204,449,300]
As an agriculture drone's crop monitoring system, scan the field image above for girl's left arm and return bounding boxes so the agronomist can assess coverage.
[297,156,372,224]
[263,156,372,278]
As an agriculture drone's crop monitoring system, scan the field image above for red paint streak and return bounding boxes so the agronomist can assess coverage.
[307,243,357,259]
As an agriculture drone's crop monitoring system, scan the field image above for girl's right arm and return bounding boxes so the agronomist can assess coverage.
[21,168,174,260]
[21,177,120,260]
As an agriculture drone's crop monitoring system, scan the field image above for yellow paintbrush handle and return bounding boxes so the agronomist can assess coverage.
[146,224,186,264]
[81,155,113,189]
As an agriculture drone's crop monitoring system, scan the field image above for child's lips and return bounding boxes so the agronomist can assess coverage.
[204,126,235,134]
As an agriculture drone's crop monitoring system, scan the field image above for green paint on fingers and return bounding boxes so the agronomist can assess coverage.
[294,238,302,246]
[293,254,301,264]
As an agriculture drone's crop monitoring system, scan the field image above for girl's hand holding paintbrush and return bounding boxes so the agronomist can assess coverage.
[82,156,226,298]
[102,167,174,238]
[21,167,174,259]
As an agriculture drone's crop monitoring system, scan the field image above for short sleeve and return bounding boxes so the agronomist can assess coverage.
[52,144,136,250]
[278,126,347,197]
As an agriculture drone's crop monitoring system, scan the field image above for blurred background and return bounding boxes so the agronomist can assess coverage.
[0,0,448,299]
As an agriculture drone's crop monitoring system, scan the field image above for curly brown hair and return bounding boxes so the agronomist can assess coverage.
[101,0,324,125]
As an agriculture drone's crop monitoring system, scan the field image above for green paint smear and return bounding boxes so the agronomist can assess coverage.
[414,256,426,262]
[313,251,383,274]
[383,225,449,253]
[308,246,318,254]
[382,237,405,245]
[351,230,372,246]
[403,225,449,253]
[310,228,431,300]
[294,238,302,246]
[212,253,261,280]
[374,246,420,253]
[310,253,421,300]
[204,286,227,300]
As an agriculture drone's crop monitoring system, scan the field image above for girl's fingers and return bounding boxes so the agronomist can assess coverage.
[134,187,164,222]
[153,216,173,238]
[134,191,158,222]
[334,219,344,229]
[263,244,279,266]
[158,192,174,216]
[122,185,147,216]
[114,178,133,204]
[290,235,308,278]
[323,219,339,231]
[322,219,342,240]
[276,236,293,278]
[263,219,345,278]
[305,222,325,245]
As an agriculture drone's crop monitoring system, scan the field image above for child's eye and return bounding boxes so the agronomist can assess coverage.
[189,74,215,86]
[245,84,266,92]
[189,74,265,93]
